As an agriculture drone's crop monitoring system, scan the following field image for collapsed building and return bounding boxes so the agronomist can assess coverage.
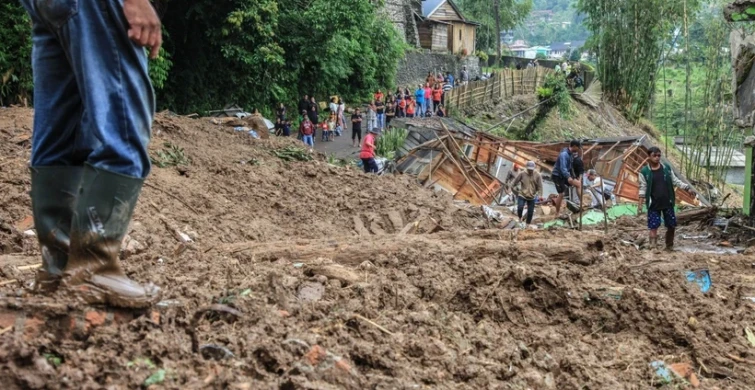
[394,119,706,209]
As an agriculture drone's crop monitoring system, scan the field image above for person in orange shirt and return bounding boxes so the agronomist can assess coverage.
[374,89,384,103]
[432,83,443,112]
[406,96,416,117]
[397,95,407,118]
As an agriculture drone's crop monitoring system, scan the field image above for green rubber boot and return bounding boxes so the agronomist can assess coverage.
[31,166,85,293]
[63,164,160,308]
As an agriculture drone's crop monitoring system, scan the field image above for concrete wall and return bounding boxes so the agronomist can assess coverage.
[487,55,562,70]
[396,51,481,88]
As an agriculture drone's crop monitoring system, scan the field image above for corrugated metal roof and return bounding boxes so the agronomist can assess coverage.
[677,146,747,167]
[422,0,446,18]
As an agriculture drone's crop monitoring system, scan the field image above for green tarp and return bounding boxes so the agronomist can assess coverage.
[543,204,638,228]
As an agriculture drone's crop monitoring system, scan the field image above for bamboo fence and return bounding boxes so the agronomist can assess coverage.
[445,68,557,112]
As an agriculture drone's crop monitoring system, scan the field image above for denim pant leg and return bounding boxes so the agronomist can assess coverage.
[517,197,525,219]
[23,0,155,179]
[22,0,90,167]
[525,198,535,224]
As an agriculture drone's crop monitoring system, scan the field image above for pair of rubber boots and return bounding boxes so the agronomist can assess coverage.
[31,165,160,308]
[649,228,675,251]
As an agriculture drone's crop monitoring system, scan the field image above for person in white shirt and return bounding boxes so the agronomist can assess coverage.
[583,169,607,208]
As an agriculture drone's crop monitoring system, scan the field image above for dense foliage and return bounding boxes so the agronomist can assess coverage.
[577,0,702,119]
[0,1,32,106]
[456,0,533,53]
[0,0,404,115]
[517,0,590,46]
[156,0,405,114]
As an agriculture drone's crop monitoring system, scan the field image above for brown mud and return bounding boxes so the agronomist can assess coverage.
[1,108,755,389]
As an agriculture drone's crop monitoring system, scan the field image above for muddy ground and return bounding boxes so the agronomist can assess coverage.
[1,108,755,389]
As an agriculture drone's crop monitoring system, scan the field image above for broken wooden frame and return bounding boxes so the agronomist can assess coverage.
[397,127,706,207]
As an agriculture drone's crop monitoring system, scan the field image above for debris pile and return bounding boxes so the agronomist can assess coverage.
[1,108,754,389]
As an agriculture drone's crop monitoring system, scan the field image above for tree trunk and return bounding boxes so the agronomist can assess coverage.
[495,0,501,67]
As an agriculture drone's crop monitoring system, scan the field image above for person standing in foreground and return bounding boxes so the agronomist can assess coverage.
[552,140,581,216]
[360,128,381,173]
[351,108,363,147]
[638,147,695,250]
[510,161,543,226]
[21,0,162,307]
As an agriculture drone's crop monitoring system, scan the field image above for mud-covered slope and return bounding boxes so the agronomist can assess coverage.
[460,95,650,142]
[1,108,754,389]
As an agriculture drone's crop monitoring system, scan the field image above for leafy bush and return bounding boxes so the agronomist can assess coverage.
[536,87,553,100]
[0,2,32,106]
[376,128,408,159]
[151,143,190,168]
[475,50,489,63]
[540,74,571,117]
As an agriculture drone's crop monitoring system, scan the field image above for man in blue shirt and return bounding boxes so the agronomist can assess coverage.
[446,72,455,87]
[552,140,581,216]
[414,85,425,118]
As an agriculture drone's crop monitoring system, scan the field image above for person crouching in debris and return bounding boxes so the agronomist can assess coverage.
[511,161,543,227]
[638,147,696,250]
[360,128,381,173]
[552,140,581,216]
[300,116,315,147]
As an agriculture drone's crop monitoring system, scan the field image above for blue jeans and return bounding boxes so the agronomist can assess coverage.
[377,113,385,129]
[362,158,378,173]
[416,101,424,117]
[21,0,155,179]
[517,196,536,224]
[302,135,314,147]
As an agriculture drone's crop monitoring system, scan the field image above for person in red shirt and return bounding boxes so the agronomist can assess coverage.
[374,89,384,103]
[360,128,381,173]
[432,83,443,112]
[299,116,315,147]
[406,96,416,117]
[423,83,432,117]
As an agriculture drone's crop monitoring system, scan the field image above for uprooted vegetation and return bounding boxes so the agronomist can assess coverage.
[1,108,754,389]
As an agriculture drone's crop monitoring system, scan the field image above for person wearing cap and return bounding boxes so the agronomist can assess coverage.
[510,161,543,226]
[360,128,381,173]
[552,140,581,216]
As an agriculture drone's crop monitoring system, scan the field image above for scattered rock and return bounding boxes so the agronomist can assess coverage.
[358,261,375,271]
[297,282,325,302]
[200,344,235,360]
[688,317,698,330]
[305,264,361,286]
[304,345,327,365]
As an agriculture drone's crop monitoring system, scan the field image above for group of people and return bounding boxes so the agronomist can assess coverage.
[286,95,348,147]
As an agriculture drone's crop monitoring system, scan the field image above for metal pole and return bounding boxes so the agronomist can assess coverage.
[601,178,608,233]
[579,145,584,231]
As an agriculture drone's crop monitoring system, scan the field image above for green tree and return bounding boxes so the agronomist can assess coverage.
[457,0,533,56]
[158,0,403,114]
[0,1,32,106]
[577,0,702,119]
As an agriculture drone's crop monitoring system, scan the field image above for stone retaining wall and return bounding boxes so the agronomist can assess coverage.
[396,51,480,88]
